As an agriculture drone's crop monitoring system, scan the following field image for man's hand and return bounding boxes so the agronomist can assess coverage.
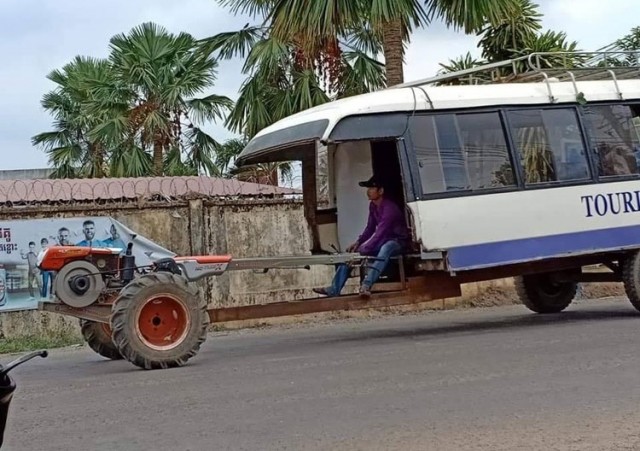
[346,242,359,253]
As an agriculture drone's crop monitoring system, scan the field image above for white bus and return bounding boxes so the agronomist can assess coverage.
[236,52,640,314]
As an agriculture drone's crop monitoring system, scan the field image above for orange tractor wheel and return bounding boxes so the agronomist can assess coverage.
[110,272,208,370]
[80,320,122,361]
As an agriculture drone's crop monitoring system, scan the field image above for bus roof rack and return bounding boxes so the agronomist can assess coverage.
[392,51,640,89]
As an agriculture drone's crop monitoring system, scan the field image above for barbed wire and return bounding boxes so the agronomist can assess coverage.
[0,175,301,207]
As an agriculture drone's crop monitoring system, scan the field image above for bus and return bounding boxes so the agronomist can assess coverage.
[235,51,640,315]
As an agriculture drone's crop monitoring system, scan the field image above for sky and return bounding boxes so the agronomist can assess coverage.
[1,0,639,171]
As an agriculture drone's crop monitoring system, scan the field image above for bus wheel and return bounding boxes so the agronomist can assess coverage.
[515,273,577,314]
[80,319,122,360]
[622,252,640,312]
[110,272,208,370]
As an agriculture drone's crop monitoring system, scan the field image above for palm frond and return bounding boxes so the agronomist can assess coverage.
[290,69,330,111]
[225,74,274,137]
[340,50,386,96]
[369,0,428,29]
[215,0,274,18]
[243,36,292,76]
[184,128,221,176]
[343,23,383,55]
[426,0,519,34]
[186,94,234,124]
[199,25,266,60]
[31,130,71,149]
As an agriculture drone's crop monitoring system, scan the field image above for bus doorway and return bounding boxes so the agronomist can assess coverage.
[370,139,406,211]
[329,138,412,253]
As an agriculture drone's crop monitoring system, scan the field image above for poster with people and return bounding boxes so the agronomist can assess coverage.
[0,217,175,312]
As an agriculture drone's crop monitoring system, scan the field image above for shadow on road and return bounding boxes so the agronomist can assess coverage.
[318,304,640,344]
[80,303,640,373]
[190,302,640,366]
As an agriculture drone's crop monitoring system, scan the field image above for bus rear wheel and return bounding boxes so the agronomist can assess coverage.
[515,273,577,314]
[622,252,640,312]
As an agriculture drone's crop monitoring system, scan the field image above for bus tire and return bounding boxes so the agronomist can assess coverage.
[110,272,208,370]
[80,320,122,360]
[515,273,577,314]
[622,252,640,312]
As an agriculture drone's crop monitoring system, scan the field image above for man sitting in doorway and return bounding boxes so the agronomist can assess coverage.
[313,176,411,299]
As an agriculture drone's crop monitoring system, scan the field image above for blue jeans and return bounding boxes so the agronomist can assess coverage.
[41,271,53,298]
[327,240,403,296]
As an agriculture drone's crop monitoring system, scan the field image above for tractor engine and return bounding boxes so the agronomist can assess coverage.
[37,246,136,308]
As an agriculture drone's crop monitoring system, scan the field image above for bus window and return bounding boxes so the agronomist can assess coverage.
[583,104,640,177]
[409,112,515,194]
[410,115,448,193]
[434,115,469,191]
[508,108,590,184]
[456,112,514,189]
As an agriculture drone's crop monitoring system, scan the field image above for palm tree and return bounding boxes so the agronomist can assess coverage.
[436,52,487,84]
[212,137,295,186]
[216,0,520,87]
[32,56,114,178]
[215,137,248,176]
[514,30,581,69]
[34,23,235,179]
[201,17,386,186]
[438,1,582,83]
[201,24,385,138]
[91,22,234,176]
[478,0,542,64]
[596,27,640,67]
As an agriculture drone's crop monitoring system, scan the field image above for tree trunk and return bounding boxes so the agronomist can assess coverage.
[268,166,278,186]
[381,18,405,87]
[90,142,105,178]
[153,141,163,176]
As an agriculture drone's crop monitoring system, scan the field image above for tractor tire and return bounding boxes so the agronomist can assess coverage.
[515,273,577,314]
[110,272,208,370]
[622,251,640,312]
[80,320,122,360]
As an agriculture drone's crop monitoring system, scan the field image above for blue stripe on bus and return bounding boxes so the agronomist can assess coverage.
[446,224,640,271]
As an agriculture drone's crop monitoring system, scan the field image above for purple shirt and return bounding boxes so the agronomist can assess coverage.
[357,198,410,255]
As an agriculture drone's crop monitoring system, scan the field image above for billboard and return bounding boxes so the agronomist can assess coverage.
[0,217,175,312]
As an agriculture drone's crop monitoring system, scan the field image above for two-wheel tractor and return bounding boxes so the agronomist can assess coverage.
[81,272,208,370]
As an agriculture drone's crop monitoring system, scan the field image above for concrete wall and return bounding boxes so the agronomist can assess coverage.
[0,168,53,180]
[0,199,336,337]
[204,201,335,307]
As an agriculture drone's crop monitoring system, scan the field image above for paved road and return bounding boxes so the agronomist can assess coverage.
[4,297,640,451]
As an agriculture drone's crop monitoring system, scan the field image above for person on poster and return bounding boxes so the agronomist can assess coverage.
[76,220,105,248]
[20,241,42,300]
[40,238,54,299]
[57,227,72,246]
[104,224,127,254]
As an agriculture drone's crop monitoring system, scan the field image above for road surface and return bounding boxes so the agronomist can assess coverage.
[4,297,640,451]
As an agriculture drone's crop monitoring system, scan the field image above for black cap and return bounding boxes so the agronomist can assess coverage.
[358,176,383,188]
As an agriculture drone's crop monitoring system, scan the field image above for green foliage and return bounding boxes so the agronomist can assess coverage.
[0,334,82,355]
[437,52,487,83]
[213,0,520,114]
[426,0,520,34]
[596,27,640,67]
[201,12,387,140]
[615,26,640,51]
[478,0,542,63]
[34,22,233,178]
[438,0,581,83]
[31,56,115,178]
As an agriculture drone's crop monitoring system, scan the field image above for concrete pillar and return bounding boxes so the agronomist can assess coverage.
[188,199,205,256]
[203,204,231,308]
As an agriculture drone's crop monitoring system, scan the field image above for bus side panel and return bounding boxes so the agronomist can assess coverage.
[409,180,640,271]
